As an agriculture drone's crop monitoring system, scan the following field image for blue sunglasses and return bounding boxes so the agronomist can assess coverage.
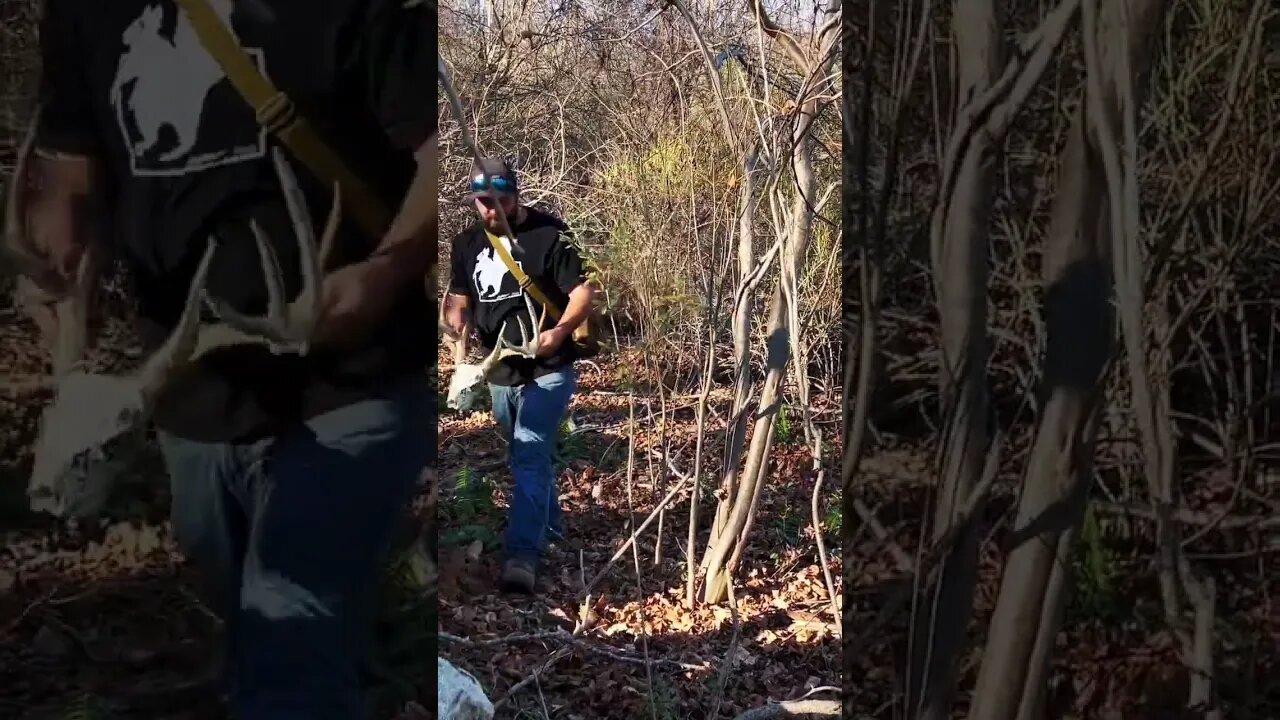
[470,174,516,194]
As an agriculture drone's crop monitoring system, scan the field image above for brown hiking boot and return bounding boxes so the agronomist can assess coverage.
[499,558,536,594]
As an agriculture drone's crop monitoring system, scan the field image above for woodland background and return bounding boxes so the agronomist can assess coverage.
[845,0,1279,717]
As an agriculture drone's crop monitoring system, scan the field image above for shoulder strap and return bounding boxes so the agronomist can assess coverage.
[482,228,563,322]
[172,0,392,241]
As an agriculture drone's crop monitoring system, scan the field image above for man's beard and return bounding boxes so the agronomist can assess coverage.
[483,204,520,233]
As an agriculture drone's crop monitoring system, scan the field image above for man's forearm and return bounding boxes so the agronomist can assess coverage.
[368,134,437,285]
[554,284,596,333]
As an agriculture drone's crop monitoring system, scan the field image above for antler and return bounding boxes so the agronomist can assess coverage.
[133,146,341,401]
[475,294,547,375]
[2,106,95,379]
[22,146,341,519]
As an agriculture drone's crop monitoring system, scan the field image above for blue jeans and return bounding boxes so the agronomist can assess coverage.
[156,378,434,720]
[489,366,577,565]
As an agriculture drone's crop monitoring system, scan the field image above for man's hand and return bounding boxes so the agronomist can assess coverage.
[310,257,402,348]
[535,325,572,358]
[19,152,99,295]
[531,283,595,357]
[27,197,88,286]
[444,294,471,337]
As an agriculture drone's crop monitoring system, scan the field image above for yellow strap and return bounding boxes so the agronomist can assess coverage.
[483,228,563,321]
[172,0,392,241]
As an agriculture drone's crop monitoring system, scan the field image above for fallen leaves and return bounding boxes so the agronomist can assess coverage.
[437,352,843,718]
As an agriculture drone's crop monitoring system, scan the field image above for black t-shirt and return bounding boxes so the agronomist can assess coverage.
[36,0,435,442]
[448,207,586,386]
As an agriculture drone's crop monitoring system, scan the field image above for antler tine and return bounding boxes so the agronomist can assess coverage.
[475,319,511,375]
[136,238,220,400]
[439,295,470,364]
[512,300,534,349]
[505,293,546,356]
[198,148,340,355]
[273,147,339,334]
[201,219,290,342]
[443,326,466,365]
[524,294,546,349]
[472,296,547,379]
[317,180,341,274]
[2,116,32,261]
[253,219,287,325]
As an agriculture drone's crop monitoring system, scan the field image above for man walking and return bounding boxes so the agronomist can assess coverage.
[23,0,434,717]
[444,157,595,593]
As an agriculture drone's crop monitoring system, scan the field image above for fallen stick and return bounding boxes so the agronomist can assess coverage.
[1093,500,1280,531]
[732,699,841,719]
[851,497,914,572]
[440,629,706,672]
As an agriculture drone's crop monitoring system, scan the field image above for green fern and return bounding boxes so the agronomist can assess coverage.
[1072,505,1119,620]
[442,467,497,547]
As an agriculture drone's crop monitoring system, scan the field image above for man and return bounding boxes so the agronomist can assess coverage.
[444,157,594,594]
[26,0,434,717]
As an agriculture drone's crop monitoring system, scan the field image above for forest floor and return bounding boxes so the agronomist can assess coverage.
[0,273,844,720]
[842,440,1280,718]
[436,346,844,719]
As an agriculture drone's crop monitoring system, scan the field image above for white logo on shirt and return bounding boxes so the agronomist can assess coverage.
[473,235,524,303]
[109,0,268,177]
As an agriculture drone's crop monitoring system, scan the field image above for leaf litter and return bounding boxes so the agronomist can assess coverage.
[438,347,842,719]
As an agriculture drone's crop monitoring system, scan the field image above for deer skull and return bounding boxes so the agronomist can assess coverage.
[27,373,152,517]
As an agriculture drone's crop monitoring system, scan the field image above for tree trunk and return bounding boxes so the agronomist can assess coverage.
[710,144,763,546]
[704,80,827,603]
[966,2,1169,717]
[908,1,1001,717]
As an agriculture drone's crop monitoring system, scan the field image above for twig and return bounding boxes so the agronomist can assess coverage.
[851,498,914,572]
[439,630,565,646]
[579,473,691,598]
[624,395,658,718]
[808,436,840,632]
[846,431,1004,658]
[491,645,572,712]
[1092,501,1279,532]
